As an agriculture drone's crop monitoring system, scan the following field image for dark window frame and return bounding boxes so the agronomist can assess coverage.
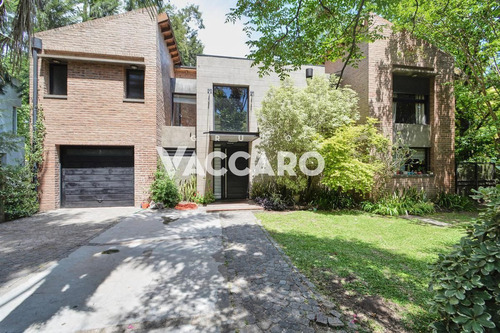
[12,106,17,134]
[393,93,429,125]
[125,68,145,100]
[392,75,430,125]
[213,85,250,133]
[49,63,68,96]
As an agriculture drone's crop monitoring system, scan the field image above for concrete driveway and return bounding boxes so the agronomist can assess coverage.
[0,209,225,332]
[0,208,347,332]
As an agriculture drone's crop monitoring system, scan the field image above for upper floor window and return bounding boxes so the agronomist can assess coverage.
[49,63,67,95]
[173,94,196,126]
[213,85,248,132]
[393,75,429,125]
[126,69,145,100]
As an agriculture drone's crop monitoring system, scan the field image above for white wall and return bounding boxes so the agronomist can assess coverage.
[195,55,326,194]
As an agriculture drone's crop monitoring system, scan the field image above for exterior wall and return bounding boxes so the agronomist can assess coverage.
[0,83,24,166]
[32,9,173,210]
[325,43,370,121]
[195,55,326,195]
[327,15,455,196]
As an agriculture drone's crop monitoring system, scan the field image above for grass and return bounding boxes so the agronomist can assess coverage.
[428,211,479,225]
[257,210,465,332]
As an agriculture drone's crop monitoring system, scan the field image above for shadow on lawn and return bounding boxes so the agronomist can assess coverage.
[265,227,449,332]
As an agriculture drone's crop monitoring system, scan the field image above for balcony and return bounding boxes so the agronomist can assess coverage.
[393,123,431,147]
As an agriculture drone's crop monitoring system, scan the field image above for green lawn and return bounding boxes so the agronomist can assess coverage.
[257,210,465,332]
[428,211,479,225]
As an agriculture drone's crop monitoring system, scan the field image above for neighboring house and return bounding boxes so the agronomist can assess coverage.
[326,15,455,196]
[31,9,454,210]
[0,80,24,166]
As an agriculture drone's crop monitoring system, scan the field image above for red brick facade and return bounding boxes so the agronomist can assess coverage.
[326,15,455,196]
[32,9,174,210]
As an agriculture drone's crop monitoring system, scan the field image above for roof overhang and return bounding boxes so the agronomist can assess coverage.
[205,131,260,143]
[157,13,181,66]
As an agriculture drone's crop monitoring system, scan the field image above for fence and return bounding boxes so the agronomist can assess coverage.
[456,162,497,195]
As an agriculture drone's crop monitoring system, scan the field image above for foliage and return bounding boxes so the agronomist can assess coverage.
[387,0,500,162]
[124,1,205,66]
[0,107,45,220]
[434,192,477,212]
[429,181,500,332]
[362,187,435,216]
[150,169,180,208]
[193,190,215,205]
[307,184,359,210]
[0,166,39,220]
[258,210,464,332]
[227,0,388,82]
[36,0,79,30]
[250,175,296,206]
[254,195,287,211]
[178,175,197,202]
[320,118,389,195]
[257,75,359,196]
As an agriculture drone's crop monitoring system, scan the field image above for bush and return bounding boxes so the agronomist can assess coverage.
[254,194,287,211]
[429,183,500,332]
[250,176,296,205]
[361,187,435,216]
[150,170,181,208]
[434,192,477,212]
[179,175,197,202]
[307,184,359,210]
[0,166,39,220]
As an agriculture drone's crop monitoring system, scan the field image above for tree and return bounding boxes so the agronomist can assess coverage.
[36,0,78,31]
[320,118,389,195]
[227,0,392,84]
[257,75,359,194]
[124,1,205,66]
[228,0,500,160]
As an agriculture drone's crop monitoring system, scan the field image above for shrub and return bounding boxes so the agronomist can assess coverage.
[429,182,500,332]
[0,166,39,220]
[150,170,181,208]
[361,187,435,216]
[179,175,197,202]
[307,184,359,210]
[254,194,287,211]
[193,190,215,205]
[434,192,477,212]
[250,176,296,205]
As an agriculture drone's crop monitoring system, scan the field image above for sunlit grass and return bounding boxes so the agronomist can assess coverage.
[257,210,465,332]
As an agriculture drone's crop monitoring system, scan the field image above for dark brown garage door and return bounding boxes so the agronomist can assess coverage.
[61,146,134,208]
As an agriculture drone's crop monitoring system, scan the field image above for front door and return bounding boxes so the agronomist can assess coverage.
[213,142,249,200]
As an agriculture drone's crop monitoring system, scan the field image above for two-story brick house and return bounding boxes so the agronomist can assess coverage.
[31,9,454,210]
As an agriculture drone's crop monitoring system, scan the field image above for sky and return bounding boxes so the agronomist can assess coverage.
[170,0,250,58]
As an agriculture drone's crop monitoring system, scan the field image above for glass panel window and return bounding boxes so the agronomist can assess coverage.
[400,148,430,174]
[213,86,248,132]
[126,69,145,99]
[393,93,428,124]
[173,94,196,126]
[49,63,67,95]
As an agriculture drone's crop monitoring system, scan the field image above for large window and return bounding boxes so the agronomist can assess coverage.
[49,63,67,95]
[393,75,429,125]
[126,69,145,99]
[213,85,249,132]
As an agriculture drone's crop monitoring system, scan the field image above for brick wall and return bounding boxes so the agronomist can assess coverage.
[32,9,174,210]
[327,15,455,196]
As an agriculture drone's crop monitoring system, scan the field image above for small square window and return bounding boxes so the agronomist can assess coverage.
[126,69,145,99]
[402,148,430,173]
[49,63,67,95]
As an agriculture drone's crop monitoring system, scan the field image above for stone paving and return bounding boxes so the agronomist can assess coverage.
[0,207,138,289]
[219,210,347,332]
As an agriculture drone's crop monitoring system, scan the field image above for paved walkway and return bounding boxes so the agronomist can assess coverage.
[220,211,345,332]
[0,208,346,332]
[0,207,139,289]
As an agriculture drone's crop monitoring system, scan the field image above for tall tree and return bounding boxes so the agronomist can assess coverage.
[125,0,205,66]
[36,0,78,30]
[228,0,500,161]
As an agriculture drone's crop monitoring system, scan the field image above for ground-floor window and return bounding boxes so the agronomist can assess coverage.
[398,147,430,175]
